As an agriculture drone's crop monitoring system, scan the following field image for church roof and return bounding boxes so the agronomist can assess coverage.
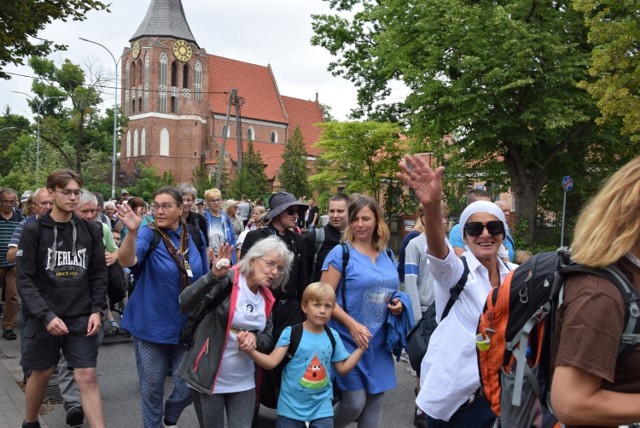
[281,95,324,157]
[130,0,198,46]
[208,55,288,124]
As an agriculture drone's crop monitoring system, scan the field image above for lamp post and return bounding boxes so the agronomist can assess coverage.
[79,37,120,200]
[13,92,65,187]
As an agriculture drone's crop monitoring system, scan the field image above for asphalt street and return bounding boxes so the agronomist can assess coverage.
[0,332,417,427]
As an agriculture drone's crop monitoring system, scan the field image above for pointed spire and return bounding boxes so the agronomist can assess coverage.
[130,0,198,47]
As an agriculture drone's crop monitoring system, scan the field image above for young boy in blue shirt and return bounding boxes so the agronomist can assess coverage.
[239,282,366,428]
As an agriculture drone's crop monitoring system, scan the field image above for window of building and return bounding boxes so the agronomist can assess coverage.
[160,128,170,156]
[183,64,189,89]
[270,131,278,143]
[124,62,130,115]
[194,60,202,101]
[140,128,146,155]
[222,125,231,138]
[171,62,178,87]
[247,127,254,141]
[133,128,139,157]
[126,130,132,157]
[144,53,150,111]
[159,53,168,113]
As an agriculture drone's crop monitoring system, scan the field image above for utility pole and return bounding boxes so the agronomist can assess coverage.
[216,89,244,188]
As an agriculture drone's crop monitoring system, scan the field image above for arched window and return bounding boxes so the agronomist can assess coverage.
[144,53,150,111]
[131,62,137,86]
[247,127,254,141]
[140,128,146,155]
[194,60,202,100]
[124,62,130,115]
[159,53,168,113]
[160,128,170,156]
[133,128,139,157]
[222,125,231,138]
[126,130,132,157]
[171,62,178,87]
[183,64,189,89]
[270,131,278,143]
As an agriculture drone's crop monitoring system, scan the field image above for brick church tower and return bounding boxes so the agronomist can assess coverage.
[120,0,209,183]
[119,0,325,188]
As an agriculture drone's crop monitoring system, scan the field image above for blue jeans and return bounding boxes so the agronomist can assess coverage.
[277,415,333,428]
[133,338,192,428]
[427,394,495,428]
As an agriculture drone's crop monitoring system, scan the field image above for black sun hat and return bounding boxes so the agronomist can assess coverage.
[264,191,308,221]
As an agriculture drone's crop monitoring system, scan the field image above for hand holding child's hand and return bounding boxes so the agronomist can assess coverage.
[238,331,256,353]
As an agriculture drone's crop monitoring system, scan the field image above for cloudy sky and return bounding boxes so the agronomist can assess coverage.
[1,0,364,121]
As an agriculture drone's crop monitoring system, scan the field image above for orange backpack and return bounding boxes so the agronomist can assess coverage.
[476,249,640,427]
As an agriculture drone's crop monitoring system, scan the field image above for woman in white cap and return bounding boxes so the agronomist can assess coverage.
[398,154,516,427]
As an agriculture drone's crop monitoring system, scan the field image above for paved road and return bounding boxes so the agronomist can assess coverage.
[1,333,417,427]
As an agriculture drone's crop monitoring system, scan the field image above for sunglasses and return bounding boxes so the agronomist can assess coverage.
[285,207,298,215]
[464,221,505,237]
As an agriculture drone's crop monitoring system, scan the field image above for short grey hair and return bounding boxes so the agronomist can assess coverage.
[177,182,197,199]
[79,189,98,206]
[238,236,293,289]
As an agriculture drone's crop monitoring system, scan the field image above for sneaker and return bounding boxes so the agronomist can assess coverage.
[407,365,417,377]
[162,419,178,427]
[21,421,41,428]
[414,408,428,428]
[66,406,84,426]
[2,329,17,340]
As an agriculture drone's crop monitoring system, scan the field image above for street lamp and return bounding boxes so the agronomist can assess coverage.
[13,92,65,187]
[0,127,16,133]
[79,37,121,200]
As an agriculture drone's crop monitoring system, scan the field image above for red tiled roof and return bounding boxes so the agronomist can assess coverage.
[281,95,324,157]
[208,55,287,124]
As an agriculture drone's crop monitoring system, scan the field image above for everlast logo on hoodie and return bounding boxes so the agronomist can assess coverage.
[46,248,88,276]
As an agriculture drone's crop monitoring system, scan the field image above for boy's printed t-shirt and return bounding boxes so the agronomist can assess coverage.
[276,325,350,421]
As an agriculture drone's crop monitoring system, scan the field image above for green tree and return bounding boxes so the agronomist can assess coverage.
[191,165,216,199]
[230,141,270,200]
[278,126,309,198]
[310,121,406,201]
[0,0,108,79]
[574,0,640,140]
[312,0,634,243]
[124,162,176,202]
[0,108,31,177]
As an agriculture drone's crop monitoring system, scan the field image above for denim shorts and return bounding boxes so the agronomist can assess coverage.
[20,316,100,370]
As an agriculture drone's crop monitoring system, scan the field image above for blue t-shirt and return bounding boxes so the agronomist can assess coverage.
[121,224,208,344]
[276,326,350,421]
[322,243,398,394]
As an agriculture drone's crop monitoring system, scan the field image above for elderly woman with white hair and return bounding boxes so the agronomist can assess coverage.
[398,155,517,427]
[176,236,293,428]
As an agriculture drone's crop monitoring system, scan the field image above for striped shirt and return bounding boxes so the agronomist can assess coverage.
[0,209,24,267]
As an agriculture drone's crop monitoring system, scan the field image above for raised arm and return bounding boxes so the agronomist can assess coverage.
[114,203,142,267]
[398,155,448,260]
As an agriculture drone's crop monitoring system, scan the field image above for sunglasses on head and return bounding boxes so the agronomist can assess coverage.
[285,207,298,215]
[464,220,505,237]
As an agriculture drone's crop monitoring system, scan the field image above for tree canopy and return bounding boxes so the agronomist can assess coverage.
[230,141,270,200]
[0,0,108,79]
[312,0,637,243]
[278,126,310,198]
[574,0,640,140]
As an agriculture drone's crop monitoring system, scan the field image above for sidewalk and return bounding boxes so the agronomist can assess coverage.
[0,329,32,428]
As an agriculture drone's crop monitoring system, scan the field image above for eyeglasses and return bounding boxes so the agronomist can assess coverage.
[79,209,97,214]
[208,198,222,203]
[1,200,16,204]
[259,258,285,275]
[151,203,179,211]
[464,221,505,237]
[285,207,298,215]
[56,190,83,197]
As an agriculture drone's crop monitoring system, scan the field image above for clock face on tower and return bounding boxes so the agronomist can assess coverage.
[173,40,192,62]
[132,41,141,59]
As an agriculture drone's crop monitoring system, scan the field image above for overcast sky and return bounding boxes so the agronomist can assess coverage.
[1,0,363,121]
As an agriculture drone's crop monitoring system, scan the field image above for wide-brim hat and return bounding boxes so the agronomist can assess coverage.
[264,191,308,221]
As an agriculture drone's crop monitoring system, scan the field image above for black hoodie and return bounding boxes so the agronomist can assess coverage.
[16,212,108,327]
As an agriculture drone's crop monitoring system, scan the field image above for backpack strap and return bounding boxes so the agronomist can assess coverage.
[312,227,326,274]
[285,323,304,361]
[340,243,350,314]
[441,256,469,319]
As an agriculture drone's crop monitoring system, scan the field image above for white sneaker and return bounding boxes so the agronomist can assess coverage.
[407,365,417,377]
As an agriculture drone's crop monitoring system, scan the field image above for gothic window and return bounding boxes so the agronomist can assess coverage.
[247,127,254,141]
[144,53,150,111]
[159,53,168,113]
[137,59,143,86]
[160,128,170,156]
[183,64,189,89]
[222,125,231,138]
[270,131,278,143]
[171,62,178,87]
[133,128,139,157]
[194,60,202,101]
[125,62,130,115]
[141,128,146,155]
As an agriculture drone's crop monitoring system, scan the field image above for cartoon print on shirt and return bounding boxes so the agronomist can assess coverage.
[299,354,329,389]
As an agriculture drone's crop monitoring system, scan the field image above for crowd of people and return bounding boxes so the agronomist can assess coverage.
[1,154,639,428]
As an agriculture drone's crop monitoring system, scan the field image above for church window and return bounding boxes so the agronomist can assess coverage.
[160,128,170,156]
[144,53,150,111]
[124,62,130,115]
[126,130,132,157]
[183,64,189,89]
[194,60,202,101]
[247,127,254,141]
[133,128,139,157]
[141,128,146,155]
[159,53,168,113]
[171,62,178,87]
[270,131,278,143]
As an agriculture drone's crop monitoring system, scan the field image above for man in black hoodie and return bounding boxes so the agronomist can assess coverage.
[16,169,107,428]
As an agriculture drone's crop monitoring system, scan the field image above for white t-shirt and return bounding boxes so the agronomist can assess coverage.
[214,275,266,393]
